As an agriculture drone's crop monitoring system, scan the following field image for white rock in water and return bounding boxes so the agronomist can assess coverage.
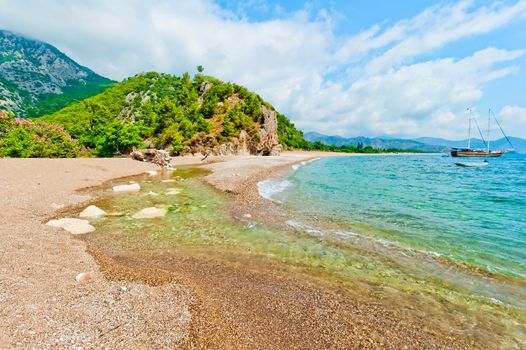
[132,207,167,219]
[145,170,158,176]
[166,188,181,195]
[79,205,106,218]
[75,272,93,284]
[46,218,95,235]
[112,183,141,193]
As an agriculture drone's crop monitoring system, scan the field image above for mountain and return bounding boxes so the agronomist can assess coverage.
[304,132,445,152]
[42,72,306,156]
[0,30,113,117]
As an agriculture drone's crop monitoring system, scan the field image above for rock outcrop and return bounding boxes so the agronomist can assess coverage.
[131,149,172,167]
[251,105,281,156]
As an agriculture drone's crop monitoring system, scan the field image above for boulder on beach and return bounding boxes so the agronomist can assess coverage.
[132,207,167,219]
[131,149,172,168]
[46,218,95,235]
[79,205,106,218]
[112,183,141,193]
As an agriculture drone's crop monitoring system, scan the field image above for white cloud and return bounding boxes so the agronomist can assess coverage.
[0,0,525,138]
[498,105,526,137]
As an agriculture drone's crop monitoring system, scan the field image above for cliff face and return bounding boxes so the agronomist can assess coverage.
[198,83,281,156]
[0,30,112,117]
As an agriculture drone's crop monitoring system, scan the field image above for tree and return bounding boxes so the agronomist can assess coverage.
[197,65,204,73]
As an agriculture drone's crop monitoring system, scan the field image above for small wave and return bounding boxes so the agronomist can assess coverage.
[291,157,321,171]
[257,179,292,201]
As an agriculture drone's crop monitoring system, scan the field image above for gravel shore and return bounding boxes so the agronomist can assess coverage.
[0,158,193,349]
[1,153,481,349]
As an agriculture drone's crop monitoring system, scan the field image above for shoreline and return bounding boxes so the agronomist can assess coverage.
[1,152,514,349]
[0,152,344,349]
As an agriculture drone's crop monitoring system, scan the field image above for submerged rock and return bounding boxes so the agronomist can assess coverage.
[106,211,125,217]
[46,218,95,235]
[113,183,141,193]
[166,188,182,195]
[79,205,106,218]
[132,207,167,219]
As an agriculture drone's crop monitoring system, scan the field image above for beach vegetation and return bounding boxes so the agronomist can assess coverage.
[0,110,80,157]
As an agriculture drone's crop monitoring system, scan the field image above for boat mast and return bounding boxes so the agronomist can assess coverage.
[493,111,515,150]
[467,108,472,149]
[487,109,491,152]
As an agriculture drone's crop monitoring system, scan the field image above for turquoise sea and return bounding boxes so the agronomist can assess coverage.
[268,153,526,280]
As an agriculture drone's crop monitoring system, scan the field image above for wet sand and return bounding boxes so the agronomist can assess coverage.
[1,154,486,349]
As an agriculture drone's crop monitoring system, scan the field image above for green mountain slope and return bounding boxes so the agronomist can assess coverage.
[42,72,306,156]
[0,30,113,117]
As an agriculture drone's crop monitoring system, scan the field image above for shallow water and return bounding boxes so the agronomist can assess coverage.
[80,164,526,348]
[273,154,526,280]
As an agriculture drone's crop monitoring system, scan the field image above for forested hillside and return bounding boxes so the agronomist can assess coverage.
[42,72,307,156]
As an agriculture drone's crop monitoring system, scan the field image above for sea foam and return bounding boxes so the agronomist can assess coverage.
[258,158,322,201]
[257,179,292,201]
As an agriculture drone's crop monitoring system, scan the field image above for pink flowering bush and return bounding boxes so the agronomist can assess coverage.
[0,111,80,157]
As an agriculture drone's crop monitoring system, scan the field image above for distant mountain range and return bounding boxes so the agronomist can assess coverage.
[0,30,113,117]
[304,132,526,153]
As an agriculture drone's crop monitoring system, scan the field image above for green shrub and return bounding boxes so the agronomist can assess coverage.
[0,112,80,157]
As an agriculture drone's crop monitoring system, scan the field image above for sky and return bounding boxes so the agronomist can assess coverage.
[1,0,526,139]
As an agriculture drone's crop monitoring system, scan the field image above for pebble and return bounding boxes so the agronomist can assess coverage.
[75,272,93,284]
[161,179,177,183]
[79,205,106,218]
[51,203,64,210]
[145,170,158,176]
[243,213,252,218]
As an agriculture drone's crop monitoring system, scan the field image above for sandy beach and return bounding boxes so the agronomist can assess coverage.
[0,153,482,349]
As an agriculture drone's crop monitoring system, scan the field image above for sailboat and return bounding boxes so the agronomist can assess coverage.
[450,108,513,157]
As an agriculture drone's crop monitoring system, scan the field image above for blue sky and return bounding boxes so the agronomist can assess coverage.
[1,0,525,139]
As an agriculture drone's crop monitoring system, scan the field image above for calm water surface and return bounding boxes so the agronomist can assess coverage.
[274,153,526,279]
